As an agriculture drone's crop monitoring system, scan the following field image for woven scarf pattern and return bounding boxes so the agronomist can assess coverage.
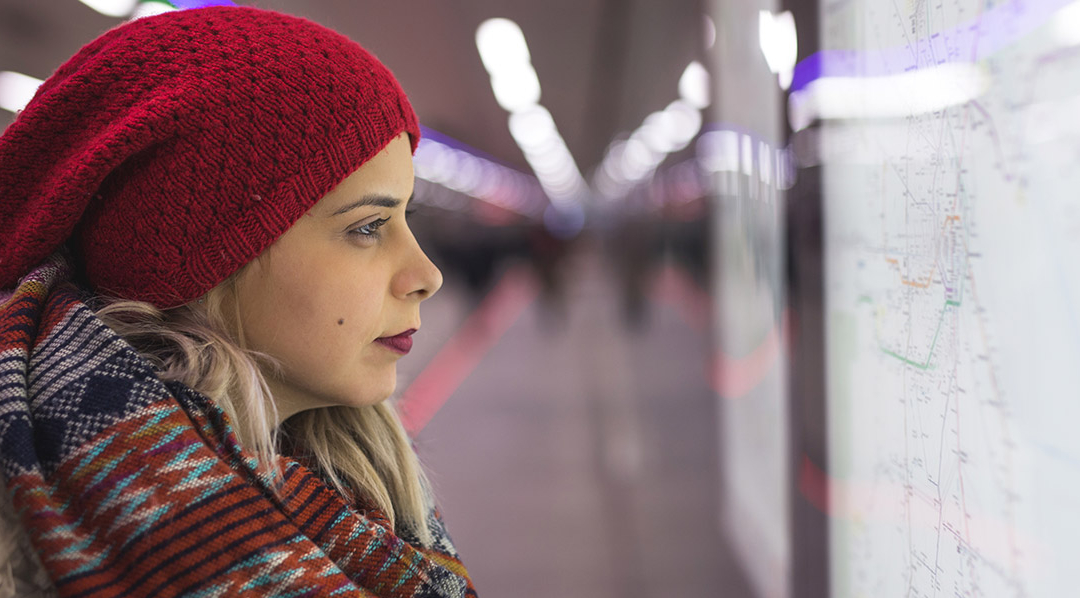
[0,256,477,597]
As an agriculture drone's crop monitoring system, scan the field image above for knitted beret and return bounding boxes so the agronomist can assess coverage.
[0,6,420,308]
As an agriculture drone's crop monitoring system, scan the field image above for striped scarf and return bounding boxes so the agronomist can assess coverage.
[0,255,477,597]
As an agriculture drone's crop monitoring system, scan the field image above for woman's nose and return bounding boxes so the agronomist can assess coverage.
[393,232,443,301]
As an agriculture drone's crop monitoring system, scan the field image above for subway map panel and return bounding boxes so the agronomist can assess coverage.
[822,1,1080,597]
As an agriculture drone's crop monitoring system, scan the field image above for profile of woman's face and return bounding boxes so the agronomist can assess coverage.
[230,133,442,422]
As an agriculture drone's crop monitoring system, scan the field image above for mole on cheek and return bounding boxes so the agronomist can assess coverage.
[337,318,345,326]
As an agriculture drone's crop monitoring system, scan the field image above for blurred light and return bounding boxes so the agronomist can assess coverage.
[131,0,177,19]
[594,60,709,198]
[697,130,741,173]
[704,15,717,50]
[170,0,236,8]
[787,63,990,131]
[777,147,796,190]
[476,18,532,75]
[1053,1,1080,46]
[527,143,570,172]
[79,0,139,17]
[594,71,708,197]
[663,99,703,148]
[514,117,588,204]
[679,61,711,109]
[490,66,542,113]
[696,128,793,195]
[0,71,43,113]
[758,141,772,183]
[759,10,798,90]
[477,18,586,217]
[621,138,657,178]
[637,111,679,153]
[446,154,481,194]
[413,135,545,217]
[508,105,557,149]
[740,134,753,176]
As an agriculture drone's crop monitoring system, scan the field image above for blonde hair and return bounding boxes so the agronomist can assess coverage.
[94,275,435,545]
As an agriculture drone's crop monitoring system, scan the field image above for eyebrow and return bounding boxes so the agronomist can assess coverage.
[331,192,414,216]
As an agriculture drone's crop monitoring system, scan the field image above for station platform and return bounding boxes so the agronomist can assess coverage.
[396,242,755,597]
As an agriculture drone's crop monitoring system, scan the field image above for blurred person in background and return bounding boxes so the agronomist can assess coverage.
[0,6,476,597]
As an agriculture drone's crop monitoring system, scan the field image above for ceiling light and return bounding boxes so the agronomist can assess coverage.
[471,163,499,197]
[508,105,557,148]
[428,146,458,186]
[527,149,571,175]
[679,61,711,109]
[636,111,678,153]
[759,10,798,90]
[621,138,659,178]
[0,71,43,113]
[490,66,541,113]
[477,17,585,218]
[664,99,703,146]
[697,130,741,173]
[1053,1,1080,46]
[476,18,532,75]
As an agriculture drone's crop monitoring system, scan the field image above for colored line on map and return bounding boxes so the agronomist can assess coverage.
[884,215,961,289]
[878,298,961,370]
[874,212,966,369]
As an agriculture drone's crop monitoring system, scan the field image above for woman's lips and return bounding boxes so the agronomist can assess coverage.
[375,329,415,355]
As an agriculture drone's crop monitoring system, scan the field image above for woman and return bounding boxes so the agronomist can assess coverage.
[0,5,476,597]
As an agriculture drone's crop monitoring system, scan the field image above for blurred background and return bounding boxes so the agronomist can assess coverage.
[5,0,1080,596]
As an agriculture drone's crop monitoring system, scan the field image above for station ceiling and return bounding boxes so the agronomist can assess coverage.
[0,0,707,182]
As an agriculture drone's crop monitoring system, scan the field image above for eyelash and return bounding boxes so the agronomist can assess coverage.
[349,217,389,240]
[346,207,416,243]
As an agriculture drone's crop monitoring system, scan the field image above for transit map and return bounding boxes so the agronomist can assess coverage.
[820,1,1080,596]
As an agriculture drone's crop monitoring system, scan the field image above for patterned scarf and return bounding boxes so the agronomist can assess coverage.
[0,256,478,597]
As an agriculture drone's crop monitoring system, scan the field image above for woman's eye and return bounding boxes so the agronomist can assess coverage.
[349,217,389,239]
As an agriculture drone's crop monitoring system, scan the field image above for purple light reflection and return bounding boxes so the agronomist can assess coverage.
[791,0,1074,92]
[169,0,237,9]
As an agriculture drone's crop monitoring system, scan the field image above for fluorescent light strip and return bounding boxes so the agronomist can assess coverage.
[476,18,586,210]
[695,127,795,192]
[594,63,709,199]
[413,132,544,217]
[787,62,990,131]
[1053,1,1080,46]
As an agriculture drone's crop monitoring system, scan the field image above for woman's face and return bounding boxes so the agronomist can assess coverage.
[231,133,442,422]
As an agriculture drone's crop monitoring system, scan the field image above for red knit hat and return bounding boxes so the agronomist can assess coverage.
[0,6,420,308]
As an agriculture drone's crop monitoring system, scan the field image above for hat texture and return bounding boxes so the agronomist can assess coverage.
[0,6,420,307]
